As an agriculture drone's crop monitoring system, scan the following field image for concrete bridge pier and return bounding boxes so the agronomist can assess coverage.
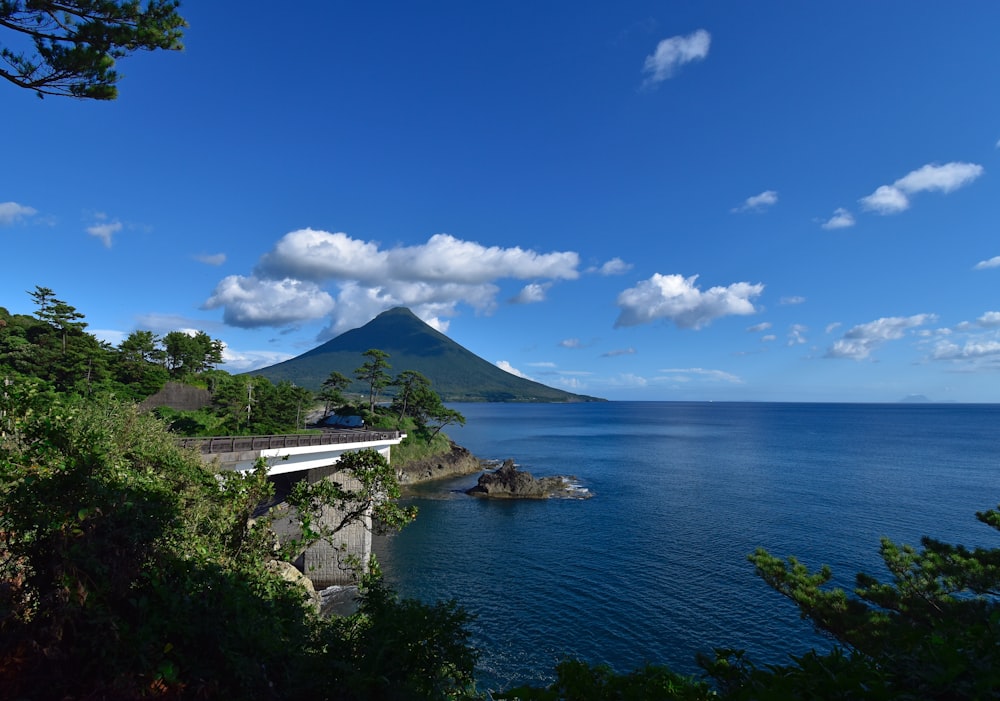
[182,430,405,588]
[297,464,373,588]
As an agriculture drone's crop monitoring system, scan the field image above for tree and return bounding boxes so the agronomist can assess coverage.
[318,370,350,418]
[711,507,1000,699]
[163,329,223,378]
[391,369,430,424]
[354,348,391,414]
[1,0,186,99]
[29,285,86,354]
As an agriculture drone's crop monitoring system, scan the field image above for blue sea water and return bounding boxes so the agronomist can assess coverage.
[375,402,1000,691]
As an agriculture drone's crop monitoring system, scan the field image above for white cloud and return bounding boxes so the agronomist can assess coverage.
[860,162,984,215]
[822,207,856,229]
[601,347,636,357]
[762,334,776,342]
[787,324,808,346]
[614,273,764,329]
[826,314,937,360]
[733,190,778,213]
[510,282,550,304]
[660,367,743,384]
[87,219,122,247]
[221,346,295,372]
[589,257,632,276]
[931,339,1000,361]
[780,296,805,305]
[495,360,531,379]
[641,29,710,87]
[195,252,227,266]
[526,361,557,368]
[609,373,648,388]
[977,311,1000,328]
[91,328,127,346]
[825,322,842,334]
[559,338,584,349]
[974,256,1000,270]
[747,322,772,333]
[203,276,336,327]
[0,201,37,225]
[860,185,910,214]
[210,228,581,335]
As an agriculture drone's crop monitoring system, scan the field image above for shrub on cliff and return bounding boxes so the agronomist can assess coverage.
[0,395,478,699]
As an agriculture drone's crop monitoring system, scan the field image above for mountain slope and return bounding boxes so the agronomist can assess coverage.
[250,307,604,402]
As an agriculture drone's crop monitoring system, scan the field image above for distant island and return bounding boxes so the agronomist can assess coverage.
[249,307,605,403]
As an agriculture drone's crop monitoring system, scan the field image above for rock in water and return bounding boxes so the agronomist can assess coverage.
[465,459,591,499]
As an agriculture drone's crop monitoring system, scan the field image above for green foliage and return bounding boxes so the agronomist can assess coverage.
[0,393,479,699]
[330,570,480,700]
[163,329,224,378]
[281,449,417,563]
[1,288,223,401]
[497,659,712,701]
[319,369,351,417]
[355,347,392,413]
[731,510,1000,699]
[0,0,186,99]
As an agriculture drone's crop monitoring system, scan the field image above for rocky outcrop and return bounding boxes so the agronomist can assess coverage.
[396,440,484,484]
[266,559,322,613]
[465,459,591,499]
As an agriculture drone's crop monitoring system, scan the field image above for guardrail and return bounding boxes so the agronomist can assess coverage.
[177,430,404,454]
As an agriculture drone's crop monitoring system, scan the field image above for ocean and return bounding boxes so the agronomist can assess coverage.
[374,402,1000,691]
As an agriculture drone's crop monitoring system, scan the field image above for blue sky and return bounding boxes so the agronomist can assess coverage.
[3,2,1000,402]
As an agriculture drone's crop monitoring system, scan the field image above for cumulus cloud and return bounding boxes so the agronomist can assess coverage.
[496,360,531,379]
[87,219,122,248]
[614,273,764,329]
[733,190,778,213]
[826,314,937,360]
[931,339,1000,361]
[822,207,856,230]
[761,334,776,342]
[203,276,336,327]
[510,282,550,304]
[660,367,743,384]
[780,296,805,305]
[0,201,37,225]
[589,257,632,276]
[977,311,1000,328]
[207,228,581,336]
[860,162,984,215]
[974,256,1000,270]
[747,322,772,333]
[559,338,584,349]
[195,252,227,266]
[641,29,710,87]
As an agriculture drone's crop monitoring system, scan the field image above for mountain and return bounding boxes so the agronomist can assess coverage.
[249,307,605,402]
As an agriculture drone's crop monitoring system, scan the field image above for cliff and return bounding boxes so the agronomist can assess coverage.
[395,440,484,485]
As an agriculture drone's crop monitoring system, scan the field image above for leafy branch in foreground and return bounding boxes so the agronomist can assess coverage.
[0,0,186,99]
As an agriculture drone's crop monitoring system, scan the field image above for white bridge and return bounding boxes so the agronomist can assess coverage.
[178,429,407,587]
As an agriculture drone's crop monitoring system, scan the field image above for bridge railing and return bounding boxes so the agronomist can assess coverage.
[177,430,404,454]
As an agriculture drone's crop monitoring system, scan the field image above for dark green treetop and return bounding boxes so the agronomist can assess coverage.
[354,348,391,414]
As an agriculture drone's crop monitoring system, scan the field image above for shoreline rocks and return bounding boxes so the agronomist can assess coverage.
[465,459,591,499]
[395,440,485,485]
